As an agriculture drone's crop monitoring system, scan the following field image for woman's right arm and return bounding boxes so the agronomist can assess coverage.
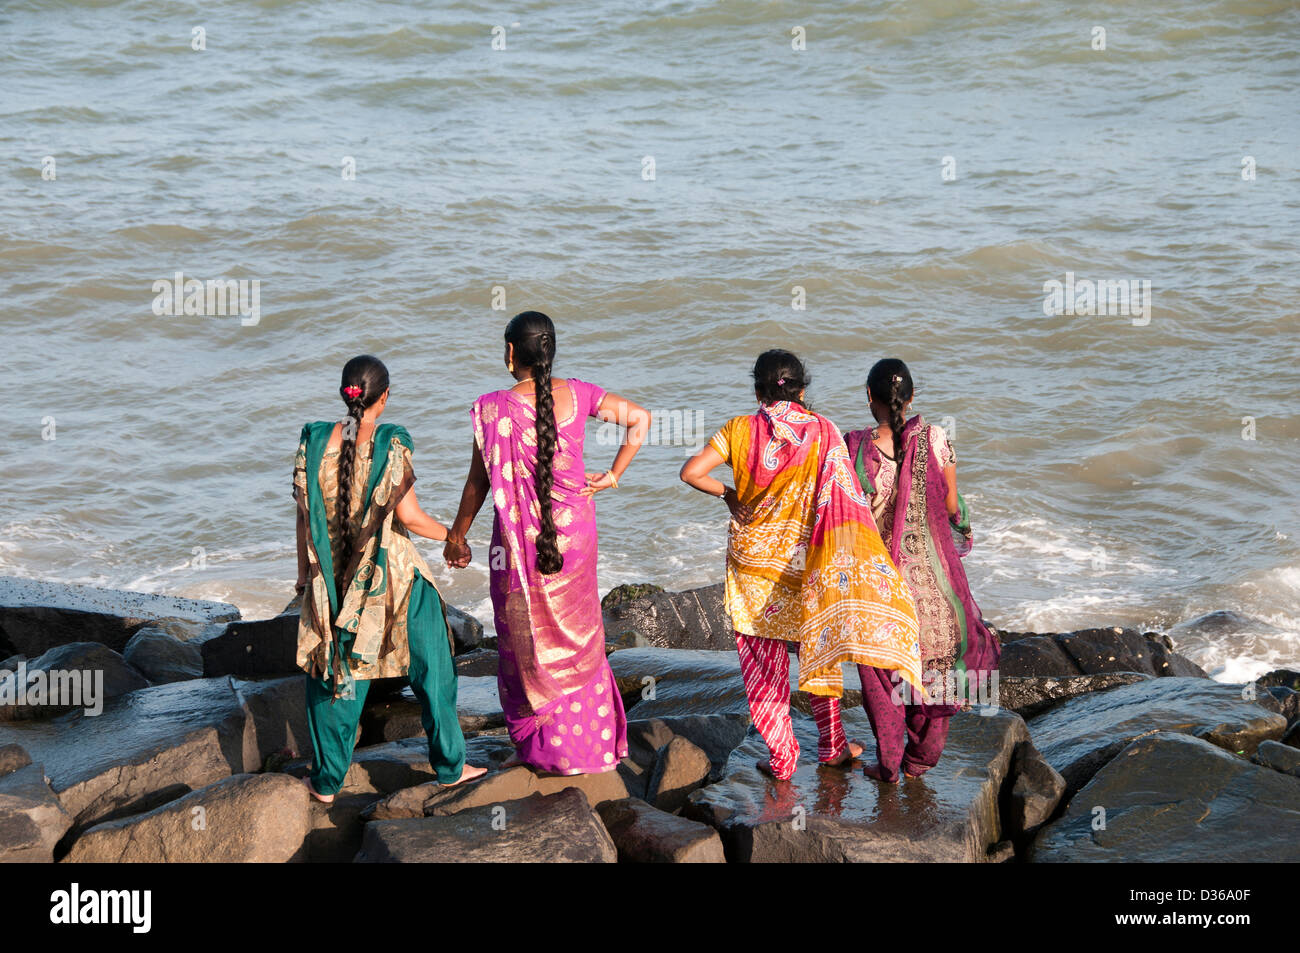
[680,445,750,523]
[443,440,490,568]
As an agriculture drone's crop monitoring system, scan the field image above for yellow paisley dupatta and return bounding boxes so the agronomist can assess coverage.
[745,402,923,696]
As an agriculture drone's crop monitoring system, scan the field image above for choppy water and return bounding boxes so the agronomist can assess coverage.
[3,0,1298,681]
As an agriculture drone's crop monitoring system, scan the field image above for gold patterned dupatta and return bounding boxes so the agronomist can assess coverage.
[293,421,449,699]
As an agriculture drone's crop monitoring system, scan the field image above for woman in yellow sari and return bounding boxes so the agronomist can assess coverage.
[680,349,922,780]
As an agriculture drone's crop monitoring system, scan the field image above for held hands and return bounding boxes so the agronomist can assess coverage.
[443,536,472,569]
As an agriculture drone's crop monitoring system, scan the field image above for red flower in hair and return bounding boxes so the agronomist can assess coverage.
[343,385,362,399]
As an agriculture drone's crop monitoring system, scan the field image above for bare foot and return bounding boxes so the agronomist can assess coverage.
[754,759,794,782]
[302,777,334,804]
[441,764,488,787]
[819,739,865,767]
[861,762,900,784]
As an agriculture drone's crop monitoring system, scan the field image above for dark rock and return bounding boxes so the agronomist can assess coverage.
[647,736,711,813]
[355,788,618,863]
[1056,627,1160,676]
[0,676,256,831]
[359,676,505,746]
[998,635,1082,677]
[602,583,734,651]
[1252,739,1300,778]
[596,796,726,862]
[1257,669,1300,692]
[610,648,750,718]
[1261,686,1300,725]
[445,604,485,655]
[0,643,148,722]
[122,627,203,684]
[685,707,1027,862]
[0,763,73,862]
[200,611,301,678]
[1285,722,1300,750]
[305,792,382,863]
[1148,639,1208,678]
[601,583,667,612]
[987,840,1016,862]
[453,649,499,677]
[201,603,486,679]
[999,673,1152,719]
[1004,741,1066,840]
[64,773,310,863]
[1031,732,1300,862]
[1027,677,1287,797]
[630,714,752,781]
[232,676,314,765]
[0,576,238,658]
[0,742,32,778]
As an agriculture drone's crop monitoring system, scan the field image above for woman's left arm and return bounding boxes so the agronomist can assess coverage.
[395,487,449,541]
[583,391,651,494]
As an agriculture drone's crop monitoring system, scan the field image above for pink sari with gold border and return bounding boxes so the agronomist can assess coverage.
[471,379,628,775]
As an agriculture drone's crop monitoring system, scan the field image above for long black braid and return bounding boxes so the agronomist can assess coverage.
[335,355,389,589]
[866,358,914,459]
[505,312,564,575]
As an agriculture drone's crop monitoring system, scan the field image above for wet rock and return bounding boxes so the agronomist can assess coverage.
[998,636,1082,677]
[1257,686,1300,725]
[0,576,239,658]
[1257,669,1300,692]
[359,676,505,746]
[0,643,148,722]
[0,676,256,831]
[64,773,310,863]
[647,736,712,813]
[1251,740,1300,778]
[445,603,485,655]
[123,627,203,684]
[1056,627,1161,676]
[603,583,734,651]
[200,611,301,678]
[305,792,382,863]
[1027,677,1287,796]
[610,648,750,718]
[1031,732,1300,862]
[355,787,617,863]
[999,673,1151,719]
[1004,742,1066,841]
[1285,722,1300,750]
[325,734,517,813]
[627,714,750,781]
[232,676,313,765]
[0,743,32,777]
[596,797,726,863]
[601,583,667,612]
[453,649,499,677]
[685,707,1027,862]
[0,763,73,862]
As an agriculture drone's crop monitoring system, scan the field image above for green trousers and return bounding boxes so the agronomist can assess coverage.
[305,575,465,795]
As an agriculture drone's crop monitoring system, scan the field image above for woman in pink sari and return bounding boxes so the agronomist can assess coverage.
[444,311,650,775]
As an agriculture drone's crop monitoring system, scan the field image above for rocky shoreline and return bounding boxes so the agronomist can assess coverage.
[0,575,1297,863]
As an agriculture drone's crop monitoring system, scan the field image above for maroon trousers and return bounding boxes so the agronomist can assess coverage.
[859,664,955,781]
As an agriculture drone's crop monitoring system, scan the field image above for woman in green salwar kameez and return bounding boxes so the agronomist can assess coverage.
[293,355,486,802]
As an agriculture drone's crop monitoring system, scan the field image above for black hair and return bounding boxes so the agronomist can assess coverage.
[866,358,914,448]
[336,355,389,584]
[751,349,809,406]
[505,311,563,575]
